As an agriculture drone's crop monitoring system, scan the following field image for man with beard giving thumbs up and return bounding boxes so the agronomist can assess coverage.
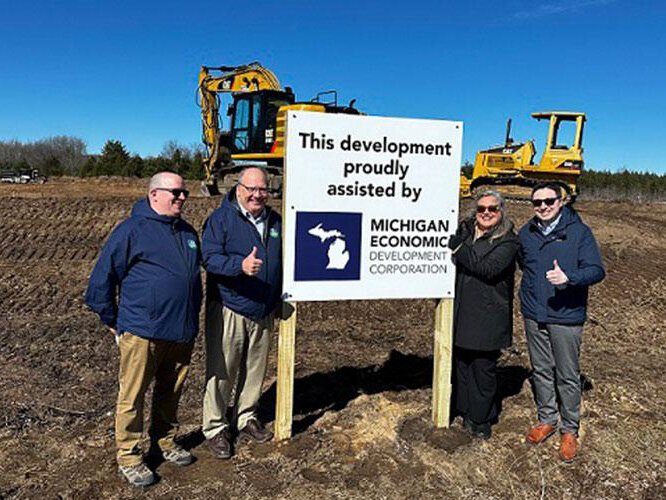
[201,167,282,459]
[518,183,605,463]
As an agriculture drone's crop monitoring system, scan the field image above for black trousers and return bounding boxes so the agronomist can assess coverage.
[454,347,500,426]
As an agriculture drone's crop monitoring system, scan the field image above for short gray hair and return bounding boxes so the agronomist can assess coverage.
[148,171,181,194]
[469,189,512,240]
[238,166,268,185]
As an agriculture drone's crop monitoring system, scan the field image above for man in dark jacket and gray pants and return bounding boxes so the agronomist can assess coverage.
[519,183,605,463]
[86,172,202,487]
[202,167,282,459]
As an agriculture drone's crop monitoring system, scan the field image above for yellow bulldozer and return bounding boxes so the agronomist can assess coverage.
[197,62,360,195]
[464,111,586,200]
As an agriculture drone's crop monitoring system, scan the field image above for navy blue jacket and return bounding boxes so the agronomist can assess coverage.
[202,187,282,321]
[518,206,605,325]
[85,198,202,343]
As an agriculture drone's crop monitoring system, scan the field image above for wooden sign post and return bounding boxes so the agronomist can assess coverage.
[275,304,297,440]
[275,150,297,441]
[432,298,454,427]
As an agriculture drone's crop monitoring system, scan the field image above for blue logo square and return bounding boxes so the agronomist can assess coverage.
[294,212,362,281]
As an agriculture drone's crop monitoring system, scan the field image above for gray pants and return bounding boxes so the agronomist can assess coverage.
[202,305,273,440]
[524,318,583,434]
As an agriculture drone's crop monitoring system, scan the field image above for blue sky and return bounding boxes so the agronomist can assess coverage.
[1,0,664,173]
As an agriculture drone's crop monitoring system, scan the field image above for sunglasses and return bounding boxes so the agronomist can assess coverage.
[477,205,499,213]
[531,197,560,207]
[154,187,190,198]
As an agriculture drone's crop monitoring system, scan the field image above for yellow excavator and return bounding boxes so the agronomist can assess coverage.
[197,62,360,195]
[466,111,586,200]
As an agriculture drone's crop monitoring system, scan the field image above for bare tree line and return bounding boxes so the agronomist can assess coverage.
[0,136,88,175]
[0,137,205,179]
[1,137,664,199]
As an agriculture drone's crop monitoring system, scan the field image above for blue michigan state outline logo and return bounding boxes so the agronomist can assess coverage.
[294,212,362,281]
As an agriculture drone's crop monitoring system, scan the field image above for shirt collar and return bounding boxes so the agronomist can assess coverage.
[239,204,266,222]
[538,212,563,234]
[235,190,267,221]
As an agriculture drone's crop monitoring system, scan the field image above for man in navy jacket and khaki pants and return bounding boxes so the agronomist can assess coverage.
[201,166,282,459]
[86,172,202,487]
[519,183,605,463]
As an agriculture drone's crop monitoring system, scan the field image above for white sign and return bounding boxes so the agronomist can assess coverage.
[282,111,462,301]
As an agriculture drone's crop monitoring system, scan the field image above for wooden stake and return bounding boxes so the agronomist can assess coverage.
[275,303,297,440]
[432,298,454,428]
[275,116,296,442]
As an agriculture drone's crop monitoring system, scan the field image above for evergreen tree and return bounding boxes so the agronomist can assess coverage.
[461,160,473,178]
[14,159,31,171]
[95,140,130,176]
[79,156,97,177]
[39,156,64,176]
[184,151,205,180]
[122,155,144,177]
[141,156,173,178]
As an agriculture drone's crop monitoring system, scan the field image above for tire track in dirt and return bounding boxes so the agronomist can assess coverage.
[0,198,129,262]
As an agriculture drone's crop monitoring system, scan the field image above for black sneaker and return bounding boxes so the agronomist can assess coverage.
[471,422,492,440]
[464,419,491,440]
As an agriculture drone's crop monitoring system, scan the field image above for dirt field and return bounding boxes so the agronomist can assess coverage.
[0,177,664,499]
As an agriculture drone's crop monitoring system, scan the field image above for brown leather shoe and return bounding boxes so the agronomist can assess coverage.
[559,432,577,463]
[207,429,232,459]
[239,419,273,443]
[526,422,557,444]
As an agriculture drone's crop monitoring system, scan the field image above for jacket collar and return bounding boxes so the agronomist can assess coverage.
[131,197,182,226]
[463,218,513,257]
[528,205,579,236]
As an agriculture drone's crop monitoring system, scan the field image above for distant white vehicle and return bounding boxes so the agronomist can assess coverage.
[0,169,47,184]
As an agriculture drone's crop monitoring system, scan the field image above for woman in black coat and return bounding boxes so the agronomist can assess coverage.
[449,189,519,439]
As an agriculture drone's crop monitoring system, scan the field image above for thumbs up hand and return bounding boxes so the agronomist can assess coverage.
[546,259,569,285]
[242,246,264,276]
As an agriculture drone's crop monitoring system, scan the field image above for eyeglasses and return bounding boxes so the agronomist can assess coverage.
[477,205,499,213]
[238,183,269,195]
[531,197,560,207]
[154,187,190,198]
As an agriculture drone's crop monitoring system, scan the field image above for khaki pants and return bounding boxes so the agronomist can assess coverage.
[116,332,193,466]
[202,305,273,439]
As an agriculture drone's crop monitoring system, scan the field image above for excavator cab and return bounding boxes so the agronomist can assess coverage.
[228,89,295,154]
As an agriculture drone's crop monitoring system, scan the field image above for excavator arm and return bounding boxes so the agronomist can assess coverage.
[196,63,284,193]
[195,62,361,196]
[198,62,282,94]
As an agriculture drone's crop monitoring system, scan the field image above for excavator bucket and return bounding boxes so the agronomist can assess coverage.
[200,179,221,197]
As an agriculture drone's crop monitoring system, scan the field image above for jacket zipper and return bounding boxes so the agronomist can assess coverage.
[262,210,272,318]
[237,208,272,319]
[172,221,193,341]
